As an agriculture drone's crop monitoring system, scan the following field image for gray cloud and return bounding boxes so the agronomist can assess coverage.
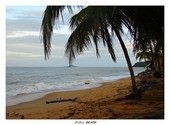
[6,18,41,32]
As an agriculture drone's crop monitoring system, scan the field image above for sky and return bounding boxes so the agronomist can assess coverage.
[6,6,139,67]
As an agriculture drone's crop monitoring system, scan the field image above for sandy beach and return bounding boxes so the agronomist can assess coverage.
[6,77,164,119]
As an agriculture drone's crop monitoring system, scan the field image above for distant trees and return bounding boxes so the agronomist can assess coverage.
[135,48,163,72]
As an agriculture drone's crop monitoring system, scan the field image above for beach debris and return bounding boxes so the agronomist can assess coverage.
[6,112,25,119]
[84,80,91,84]
[46,97,77,104]
[60,111,76,119]
[21,115,24,119]
[143,113,164,119]
[106,109,113,112]
[137,71,153,83]
[85,82,90,84]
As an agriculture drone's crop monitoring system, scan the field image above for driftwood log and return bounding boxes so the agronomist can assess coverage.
[46,97,77,104]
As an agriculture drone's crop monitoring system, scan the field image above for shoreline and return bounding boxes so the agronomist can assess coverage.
[6,77,164,119]
[6,76,130,106]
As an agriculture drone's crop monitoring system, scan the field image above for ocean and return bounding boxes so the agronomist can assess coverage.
[6,67,145,106]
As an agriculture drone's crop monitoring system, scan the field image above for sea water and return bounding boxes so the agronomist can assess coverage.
[6,67,145,106]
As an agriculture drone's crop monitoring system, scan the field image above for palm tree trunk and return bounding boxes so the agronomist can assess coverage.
[114,29,137,92]
[149,41,156,71]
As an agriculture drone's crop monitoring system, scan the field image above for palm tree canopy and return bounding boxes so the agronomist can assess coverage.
[135,51,152,61]
[124,6,164,53]
[65,6,124,64]
[40,6,164,64]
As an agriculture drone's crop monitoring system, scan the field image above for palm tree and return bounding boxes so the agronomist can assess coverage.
[135,42,164,72]
[135,51,152,62]
[65,6,137,91]
[40,6,164,93]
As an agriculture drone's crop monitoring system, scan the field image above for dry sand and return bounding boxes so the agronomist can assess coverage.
[6,77,164,119]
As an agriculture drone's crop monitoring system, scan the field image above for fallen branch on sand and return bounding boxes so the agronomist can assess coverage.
[46,97,77,104]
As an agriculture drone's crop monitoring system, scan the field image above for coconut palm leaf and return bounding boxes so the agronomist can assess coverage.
[40,6,64,59]
[136,51,152,61]
[40,6,79,59]
[65,6,117,64]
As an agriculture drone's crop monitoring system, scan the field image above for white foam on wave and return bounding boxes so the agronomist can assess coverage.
[6,82,56,97]
[6,79,99,97]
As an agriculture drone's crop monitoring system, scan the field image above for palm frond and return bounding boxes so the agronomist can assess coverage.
[65,6,118,65]
[40,6,65,59]
[40,6,77,60]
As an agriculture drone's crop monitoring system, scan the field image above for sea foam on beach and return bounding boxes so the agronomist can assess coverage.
[6,67,145,106]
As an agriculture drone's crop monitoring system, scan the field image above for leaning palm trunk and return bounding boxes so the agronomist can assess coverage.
[114,29,137,92]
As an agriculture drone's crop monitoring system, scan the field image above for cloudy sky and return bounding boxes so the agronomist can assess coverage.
[6,6,138,67]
